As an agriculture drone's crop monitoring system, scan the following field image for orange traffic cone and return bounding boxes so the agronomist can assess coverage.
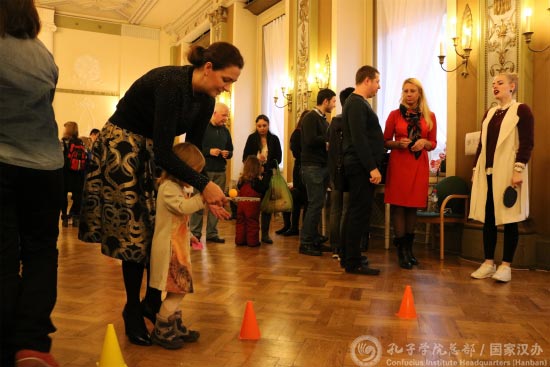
[239,301,261,340]
[97,324,127,367]
[396,285,417,319]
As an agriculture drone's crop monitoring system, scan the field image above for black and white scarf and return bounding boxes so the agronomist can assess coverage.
[399,104,422,159]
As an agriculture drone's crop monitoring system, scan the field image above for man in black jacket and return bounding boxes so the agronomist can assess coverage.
[190,103,233,243]
[341,66,384,275]
[299,88,336,256]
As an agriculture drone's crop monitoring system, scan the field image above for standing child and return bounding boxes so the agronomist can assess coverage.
[149,143,205,350]
[235,156,270,247]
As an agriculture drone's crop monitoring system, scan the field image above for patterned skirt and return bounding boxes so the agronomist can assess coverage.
[79,121,156,263]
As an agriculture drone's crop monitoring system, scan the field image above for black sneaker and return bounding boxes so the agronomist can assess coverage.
[314,243,332,252]
[345,265,380,275]
[275,226,290,235]
[299,245,322,256]
[206,237,225,243]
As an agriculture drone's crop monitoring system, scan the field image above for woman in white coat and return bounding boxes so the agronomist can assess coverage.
[469,73,534,282]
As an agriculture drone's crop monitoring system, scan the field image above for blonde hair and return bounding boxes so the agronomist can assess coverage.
[400,78,434,131]
[499,72,518,96]
[239,155,261,184]
[63,121,79,139]
[157,142,205,186]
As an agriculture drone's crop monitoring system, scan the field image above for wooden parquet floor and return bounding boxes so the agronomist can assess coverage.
[51,216,550,367]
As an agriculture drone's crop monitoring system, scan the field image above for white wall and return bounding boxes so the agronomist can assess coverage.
[230,2,258,183]
[331,0,369,113]
[52,24,160,138]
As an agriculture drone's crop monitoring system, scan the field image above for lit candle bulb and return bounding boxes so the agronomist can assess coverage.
[525,8,533,32]
[440,42,444,56]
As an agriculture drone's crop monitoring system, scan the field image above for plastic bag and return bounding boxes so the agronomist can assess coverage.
[260,165,293,213]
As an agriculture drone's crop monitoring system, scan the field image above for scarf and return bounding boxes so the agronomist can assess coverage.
[399,104,422,159]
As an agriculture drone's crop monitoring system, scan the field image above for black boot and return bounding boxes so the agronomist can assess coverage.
[394,237,412,270]
[405,233,419,266]
[275,212,291,235]
[122,304,152,346]
[261,212,273,244]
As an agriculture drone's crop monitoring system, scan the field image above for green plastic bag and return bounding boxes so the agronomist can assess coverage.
[261,165,293,213]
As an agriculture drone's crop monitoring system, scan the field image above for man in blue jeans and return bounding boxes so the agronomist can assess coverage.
[299,89,336,256]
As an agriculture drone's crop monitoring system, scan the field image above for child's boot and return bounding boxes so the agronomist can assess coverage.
[151,313,185,349]
[173,311,200,342]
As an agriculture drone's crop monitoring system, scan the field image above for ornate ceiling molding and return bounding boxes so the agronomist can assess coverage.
[164,0,212,42]
[128,0,158,25]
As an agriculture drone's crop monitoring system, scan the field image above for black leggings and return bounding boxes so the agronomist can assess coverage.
[483,175,519,263]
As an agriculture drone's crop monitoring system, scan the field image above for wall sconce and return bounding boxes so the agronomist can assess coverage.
[273,77,293,112]
[312,54,331,90]
[438,5,473,78]
[522,5,550,53]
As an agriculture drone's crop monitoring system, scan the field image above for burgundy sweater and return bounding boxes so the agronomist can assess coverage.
[473,103,534,169]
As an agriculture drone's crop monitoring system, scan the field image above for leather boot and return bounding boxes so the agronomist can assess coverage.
[275,212,291,234]
[261,212,273,244]
[394,237,412,269]
[405,233,419,266]
[122,304,152,346]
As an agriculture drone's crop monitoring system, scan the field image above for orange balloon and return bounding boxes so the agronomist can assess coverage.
[229,188,238,198]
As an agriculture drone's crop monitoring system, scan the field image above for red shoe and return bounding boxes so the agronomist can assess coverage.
[15,350,59,367]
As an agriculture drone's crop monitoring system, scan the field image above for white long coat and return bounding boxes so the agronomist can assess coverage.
[150,181,204,292]
[469,102,529,225]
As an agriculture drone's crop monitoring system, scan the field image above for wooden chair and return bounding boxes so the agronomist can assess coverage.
[417,176,470,260]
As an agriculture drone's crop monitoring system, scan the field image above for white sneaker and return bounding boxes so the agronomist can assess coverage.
[471,263,496,279]
[492,265,512,282]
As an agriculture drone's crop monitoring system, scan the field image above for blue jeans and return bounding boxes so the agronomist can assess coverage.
[190,171,226,239]
[0,163,63,365]
[300,165,328,245]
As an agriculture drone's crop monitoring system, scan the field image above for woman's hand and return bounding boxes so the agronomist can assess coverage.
[397,138,412,149]
[207,204,231,220]
[202,181,227,206]
[511,171,523,187]
[411,139,429,152]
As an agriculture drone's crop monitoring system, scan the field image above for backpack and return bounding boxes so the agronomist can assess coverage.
[66,138,88,171]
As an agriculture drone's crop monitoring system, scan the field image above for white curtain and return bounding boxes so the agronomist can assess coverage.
[377,0,447,158]
[262,15,286,167]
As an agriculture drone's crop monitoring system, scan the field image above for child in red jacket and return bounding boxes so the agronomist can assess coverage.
[235,156,270,247]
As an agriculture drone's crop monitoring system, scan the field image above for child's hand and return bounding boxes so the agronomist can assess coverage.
[191,236,203,250]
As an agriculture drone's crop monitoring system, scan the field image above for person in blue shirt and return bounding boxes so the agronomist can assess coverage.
[0,1,63,365]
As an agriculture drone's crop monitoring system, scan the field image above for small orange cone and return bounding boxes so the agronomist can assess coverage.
[239,301,261,340]
[396,285,417,319]
[97,324,127,367]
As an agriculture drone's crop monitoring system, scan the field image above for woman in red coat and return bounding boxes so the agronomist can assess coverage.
[384,78,437,269]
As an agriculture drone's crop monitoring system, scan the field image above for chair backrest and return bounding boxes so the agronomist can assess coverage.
[434,176,470,214]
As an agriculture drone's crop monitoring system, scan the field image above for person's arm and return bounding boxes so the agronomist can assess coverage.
[242,134,256,162]
[383,111,399,150]
[289,129,301,159]
[201,125,216,157]
[411,112,437,152]
[511,104,535,187]
[472,110,489,169]
[152,83,210,192]
[267,134,282,169]
[224,129,234,159]
[301,114,326,149]
[515,104,534,164]
[348,100,377,172]
[162,182,204,215]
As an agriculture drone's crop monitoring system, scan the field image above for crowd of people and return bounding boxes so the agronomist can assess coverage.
[0,0,535,364]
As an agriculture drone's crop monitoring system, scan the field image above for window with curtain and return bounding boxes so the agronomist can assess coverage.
[377,0,447,162]
[262,15,286,167]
